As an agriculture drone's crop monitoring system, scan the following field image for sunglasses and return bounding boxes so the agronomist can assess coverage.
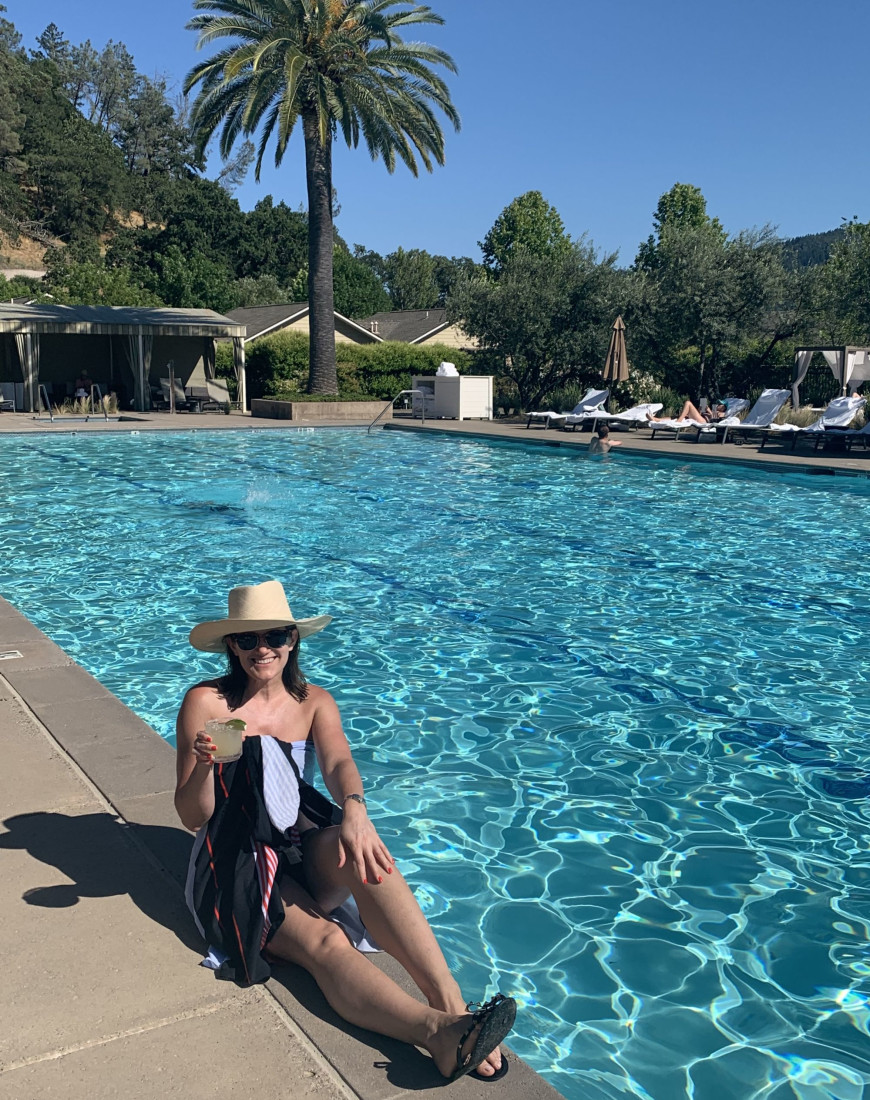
[231,628,296,651]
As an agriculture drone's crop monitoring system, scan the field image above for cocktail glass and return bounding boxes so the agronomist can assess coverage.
[205,718,246,763]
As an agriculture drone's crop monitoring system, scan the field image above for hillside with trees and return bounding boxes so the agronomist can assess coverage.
[1,6,868,413]
[0,7,475,321]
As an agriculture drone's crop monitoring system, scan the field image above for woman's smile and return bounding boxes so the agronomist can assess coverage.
[250,652,282,667]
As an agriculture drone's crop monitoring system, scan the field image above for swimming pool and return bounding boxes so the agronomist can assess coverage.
[1,428,869,1100]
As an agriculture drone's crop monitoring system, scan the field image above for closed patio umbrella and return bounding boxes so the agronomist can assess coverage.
[602,315,630,383]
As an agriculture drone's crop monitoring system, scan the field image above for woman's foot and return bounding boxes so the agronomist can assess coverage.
[426,987,501,1077]
[426,996,515,1080]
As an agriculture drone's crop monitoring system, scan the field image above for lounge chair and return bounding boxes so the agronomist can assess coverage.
[759,395,865,451]
[159,377,190,411]
[702,388,791,444]
[184,379,233,412]
[526,388,609,430]
[841,421,870,451]
[580,403,663,433]
[206,379,233,406]
[648,398,749,440]
[0,382,16,412]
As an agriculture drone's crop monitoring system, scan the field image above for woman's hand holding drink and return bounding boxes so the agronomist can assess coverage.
[195,719,247,764]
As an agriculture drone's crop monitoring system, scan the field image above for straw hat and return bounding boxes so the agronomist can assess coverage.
[189,580,332,652]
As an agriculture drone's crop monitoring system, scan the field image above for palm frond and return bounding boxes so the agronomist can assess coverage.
[184,0,457,174]
[253,100,283,179]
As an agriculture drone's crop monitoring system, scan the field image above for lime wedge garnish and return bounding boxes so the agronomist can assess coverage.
[225,719,247,730]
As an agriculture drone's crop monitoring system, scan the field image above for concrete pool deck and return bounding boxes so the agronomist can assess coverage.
[0,407,867,1097]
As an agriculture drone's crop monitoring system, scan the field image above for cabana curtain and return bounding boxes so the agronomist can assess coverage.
[232,336,247,411]
[123,333,153,410]
[791,350,815,409]
[792,346,870,407]
[14,333,40,412]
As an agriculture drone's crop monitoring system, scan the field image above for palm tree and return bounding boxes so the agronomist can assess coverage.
[185,0,459,395]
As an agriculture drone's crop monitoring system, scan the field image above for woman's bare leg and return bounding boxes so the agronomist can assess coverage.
[677,400,706,424]
[646,406,702,423]
[271,876,504,1077]
[301,827,503,1075]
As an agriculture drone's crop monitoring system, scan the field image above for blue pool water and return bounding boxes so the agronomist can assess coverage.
[1,428,870,1100]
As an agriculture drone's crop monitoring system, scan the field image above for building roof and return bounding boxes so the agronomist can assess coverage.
[226,303,382,344]
[225,304,309,342]
[0,303,245,338]
[354,308,450,344]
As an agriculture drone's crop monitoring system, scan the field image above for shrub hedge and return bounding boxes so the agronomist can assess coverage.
[240,333,472,400]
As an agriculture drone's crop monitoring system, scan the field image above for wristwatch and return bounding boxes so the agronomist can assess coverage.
[342,793,367,807]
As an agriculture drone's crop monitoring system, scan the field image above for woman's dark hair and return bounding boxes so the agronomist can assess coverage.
[217,629,308,710]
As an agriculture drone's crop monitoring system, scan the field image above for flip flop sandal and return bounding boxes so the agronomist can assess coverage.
[448,994,517,1084]
[469,1053,510,1081]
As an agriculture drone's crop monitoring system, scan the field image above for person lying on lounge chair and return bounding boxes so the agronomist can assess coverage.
[647,400,727,425]
[588,425,622,453]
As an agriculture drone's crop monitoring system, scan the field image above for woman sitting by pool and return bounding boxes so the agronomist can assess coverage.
[175,580,516,1083]
[647,399,728,424]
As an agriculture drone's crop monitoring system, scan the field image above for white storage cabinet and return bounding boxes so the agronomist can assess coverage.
[410,375,493,420]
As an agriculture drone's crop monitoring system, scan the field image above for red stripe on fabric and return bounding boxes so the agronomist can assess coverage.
[253,840,269,899]
[254,842,279,948]
[217,764,229,800]
[204,833,225,934]
[205,832,219,890]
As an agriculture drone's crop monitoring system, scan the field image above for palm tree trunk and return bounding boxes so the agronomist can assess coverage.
[302,107,338,395]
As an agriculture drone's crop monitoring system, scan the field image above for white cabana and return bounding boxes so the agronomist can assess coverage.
[791,345,870,409]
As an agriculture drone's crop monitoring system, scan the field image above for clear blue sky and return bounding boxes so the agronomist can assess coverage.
[8,0,869,265]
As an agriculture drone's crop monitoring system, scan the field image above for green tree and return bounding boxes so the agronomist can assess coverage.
[636,182,725,271]
[116,75,197,179]
[43,248,162,305]
[16,59,128,239]
[184,0,459,395]
[383,246,439,309]
[143,175,245,260]
[450,241,618,410]
[230,273,293,307]
[632,220,787,399]
[479,190,571,273]
[235,196,308,284]
[333,246,391,316]
[0,43,26,225]
[0,4,21,52]
[147,244,236,312]
[817,220,870,343]
[432,253,481,306]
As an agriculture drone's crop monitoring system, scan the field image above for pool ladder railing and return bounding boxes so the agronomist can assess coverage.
[37,383,109,421]
[367,389,425,434]
[38,384,54,421]
[89,383,109,421]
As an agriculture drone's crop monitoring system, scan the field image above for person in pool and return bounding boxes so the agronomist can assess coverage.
[175,580,516,1083]
[587,425,622,453]
[647,399,728,424]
